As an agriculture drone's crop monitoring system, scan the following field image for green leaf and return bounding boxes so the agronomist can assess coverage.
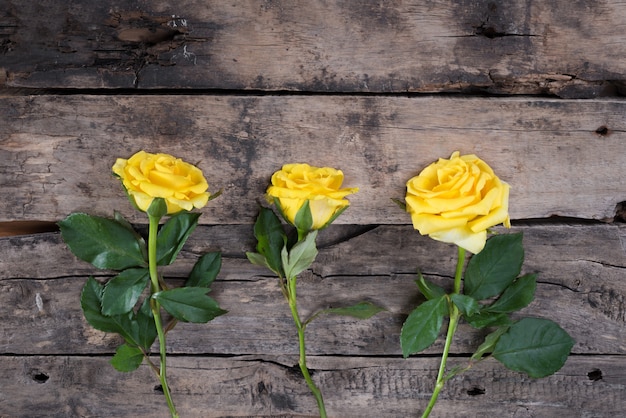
[471,326,510,361]
[81,277,121,333]
[493,317,575,378]
[80,277,138,343]
[101,268,150,316]
[400,296,447,357]
[110,344,145,372]
[282,230,318,279]
[464,233,524,300]
[465,311,512,329]
[415,272,446,300]
[186,252,221,288]
[154,287,227,323]
[156,212,201,266]
[485,274,537,314]
[59,213,146,270]
[253,207,287,276]
[451,294,481,317]
[114,211,148,261]
[293,200,313,233]
[134,298,157,351]
[320,301,385,319]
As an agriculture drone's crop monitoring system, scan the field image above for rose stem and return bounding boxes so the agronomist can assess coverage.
[287,274,328,418]
[421,246,466,418]
[148,214,179,418]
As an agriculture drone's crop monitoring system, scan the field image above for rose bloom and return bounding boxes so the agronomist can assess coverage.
[405,151,510,254]
[267,163,359,230]
[112,151,210,214]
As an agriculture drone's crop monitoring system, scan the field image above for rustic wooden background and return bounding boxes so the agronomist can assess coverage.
[1,1,625,417]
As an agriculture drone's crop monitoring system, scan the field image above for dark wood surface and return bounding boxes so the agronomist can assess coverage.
[1,1,625,416]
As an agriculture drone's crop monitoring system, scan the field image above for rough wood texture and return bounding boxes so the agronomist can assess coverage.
[1,355,624,417]
[1,225,625,357]
[1,95,624,224]
[2,0,626,97]
[2,1,626,416]
[1,224,624,415]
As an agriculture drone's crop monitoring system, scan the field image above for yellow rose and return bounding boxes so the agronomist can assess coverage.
[267,163,359,230]
[405,151,510,254]
[112,151,210,215]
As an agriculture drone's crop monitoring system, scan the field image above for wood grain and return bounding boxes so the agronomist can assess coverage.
[0,355,623,417]
[1,224,623,357]
[2,95,624,224]
[2,1,626,97]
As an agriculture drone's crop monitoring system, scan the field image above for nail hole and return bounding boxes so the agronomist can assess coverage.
[154,384,164,393]
[587,369,603,381]
[31,372,49,383]
[467,386,486,396]
[595,126,610,136]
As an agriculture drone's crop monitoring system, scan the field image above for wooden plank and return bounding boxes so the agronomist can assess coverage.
[1,224,624,356]
[0,355,624,417]
[2,1,626,97]
[1,95,624,224]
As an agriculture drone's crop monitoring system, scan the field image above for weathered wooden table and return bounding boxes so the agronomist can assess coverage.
[1,1,625,417]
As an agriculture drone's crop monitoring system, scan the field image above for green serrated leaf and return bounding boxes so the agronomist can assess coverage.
[283,230,318,279]
[135,298,157,351]
[154,287,227,323]
[110,344,145,372]
[415,272,446,300]
[80,277,138,344]
[253,206,287,277]
[471,326,510,361]
[156,211,201,266]
[320,301,385,319]
[59,213,146,270]
[464,233,524,300]
[465,311,512,329]
[451,294,481,317]
[101,268,150,316]
[186,252,221,288]
[400,296,447,357]
[485,274,536,314]
[493,317,575,378]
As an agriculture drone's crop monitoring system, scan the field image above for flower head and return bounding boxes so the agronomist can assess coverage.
[267,163,358,230]
[112,151,210,215]
[405,151,510,253]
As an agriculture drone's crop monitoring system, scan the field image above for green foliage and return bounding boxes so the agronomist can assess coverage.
[154,287,227,323]
[186,252,222,288]
[59,213,146,270]
[415,272,446,300]
[318,301,386,320]
[101,268,150,316]
[156,212,201,265]
[64,208,224,382]
[464,233,524,300]
[110,344,145,372]
[294,200,314,233]
[401,232,574,381]
[281,231,318,279]
[401,295,447,358]
[247,206,286,277]
[493,318,575,378]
